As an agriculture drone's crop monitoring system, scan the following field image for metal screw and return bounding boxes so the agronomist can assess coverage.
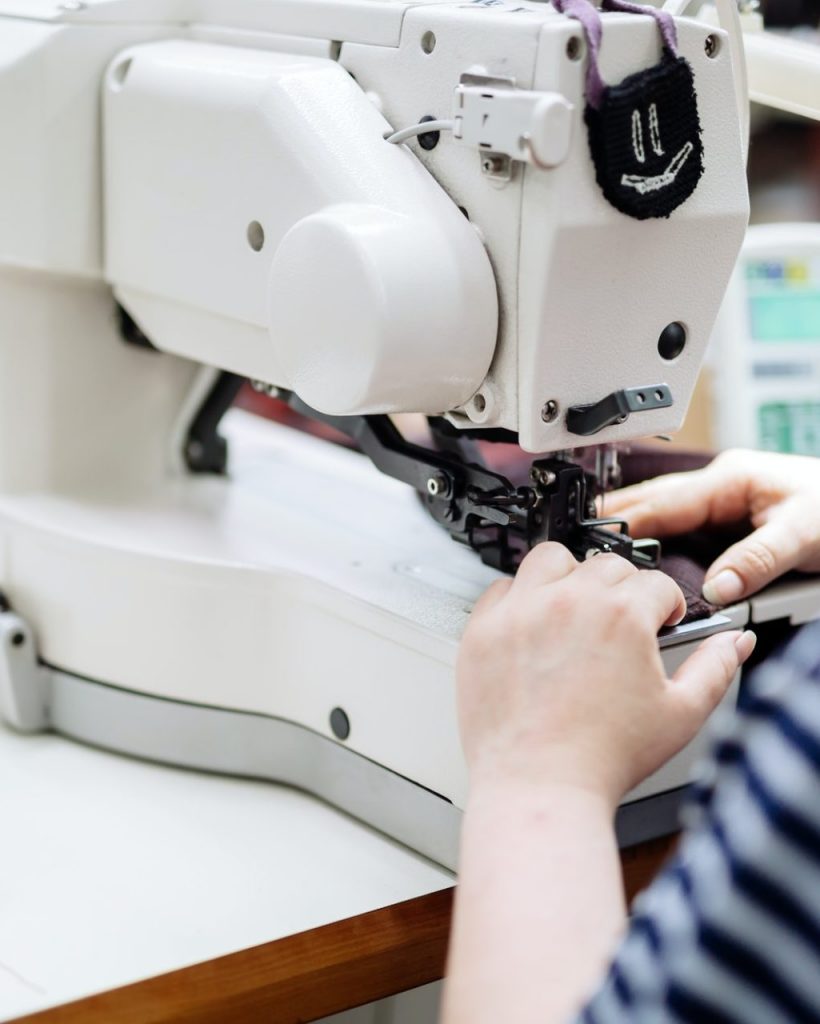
[247,220,265,252]
[481,155,505,174]
[704,34,720,58]
[186,440,204,462]
[250,380,280,398]
[541,400,559,424]
[530,467,557,488]
[427,472,449,497]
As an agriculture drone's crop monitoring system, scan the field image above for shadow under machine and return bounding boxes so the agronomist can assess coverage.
[0,0,806,869]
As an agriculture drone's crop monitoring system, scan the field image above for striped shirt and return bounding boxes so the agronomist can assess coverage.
[578,621,820,1024]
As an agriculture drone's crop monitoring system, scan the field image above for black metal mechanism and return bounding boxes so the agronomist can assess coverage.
[567,384,673,437]
[116,304,661,569]
[115,307,242,475]
[277,389,660,573]
[184,371,245,474]
[116,304,158,351]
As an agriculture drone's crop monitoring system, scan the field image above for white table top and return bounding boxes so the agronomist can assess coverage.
[0,724,452,1021]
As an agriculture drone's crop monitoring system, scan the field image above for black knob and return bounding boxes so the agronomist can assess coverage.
[330,707,351,741]
[658,322,687,361]
[418,115,441,151]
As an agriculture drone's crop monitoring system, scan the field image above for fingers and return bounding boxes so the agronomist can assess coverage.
[703,513,808,604]
[574,551,637,585]
[669,630,756,728]
[515,547,683,632]
[601,471,718,539]
[471,577,513,616]
[618,569,687,628]
[515,545,644,594]
[603,453,759,541]
[512,542,578,591]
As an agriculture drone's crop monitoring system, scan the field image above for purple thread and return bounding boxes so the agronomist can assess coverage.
[601,0,678,54]
[552,0,606,108]
[552,0,679,109]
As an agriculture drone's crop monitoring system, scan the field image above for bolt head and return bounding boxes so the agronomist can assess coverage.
[541,400,559,424]
[427,473,448,497]
[481,154,507,175]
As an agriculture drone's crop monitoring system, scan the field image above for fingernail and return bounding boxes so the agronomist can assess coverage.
[735,630,757,662]
[703,569,744,606]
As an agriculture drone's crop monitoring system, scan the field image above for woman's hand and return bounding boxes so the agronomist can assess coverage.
[445,543,756,1024]
[457,542,755,807]
[605,449,820,605]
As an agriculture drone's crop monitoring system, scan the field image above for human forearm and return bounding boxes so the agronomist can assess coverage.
[442,776,625,1024]
[446,545,752,1024]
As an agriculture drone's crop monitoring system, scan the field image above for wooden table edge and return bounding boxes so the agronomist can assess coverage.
[11,835,677,1024]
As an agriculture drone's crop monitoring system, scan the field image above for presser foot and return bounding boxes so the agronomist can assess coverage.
[464,456,661,573]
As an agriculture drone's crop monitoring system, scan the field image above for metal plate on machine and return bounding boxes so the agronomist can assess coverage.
[750,577,820,627]
[658,613,734,649]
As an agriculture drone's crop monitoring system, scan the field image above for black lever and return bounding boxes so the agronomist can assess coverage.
[566,384,673,437]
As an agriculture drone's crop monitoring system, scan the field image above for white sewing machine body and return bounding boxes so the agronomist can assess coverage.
[0,0,787,869]
[0,405,758,869]
[1,0,749,446]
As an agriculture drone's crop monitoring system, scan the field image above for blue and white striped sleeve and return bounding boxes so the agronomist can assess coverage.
[576,621,820,1024]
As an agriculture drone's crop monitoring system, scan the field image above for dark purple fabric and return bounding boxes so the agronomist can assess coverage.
[616,448,713,488]
[660,553,716,623]
[612,448,723,624]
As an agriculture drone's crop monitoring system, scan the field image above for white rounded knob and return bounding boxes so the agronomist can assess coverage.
[267,202,498,415]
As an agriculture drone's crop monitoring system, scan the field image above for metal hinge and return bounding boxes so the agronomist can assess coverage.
[0,604,51,732]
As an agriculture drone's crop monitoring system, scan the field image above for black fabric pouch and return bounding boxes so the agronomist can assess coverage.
[585,52,705,220]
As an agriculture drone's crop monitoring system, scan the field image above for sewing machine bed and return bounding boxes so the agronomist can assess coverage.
[0,411,816,870]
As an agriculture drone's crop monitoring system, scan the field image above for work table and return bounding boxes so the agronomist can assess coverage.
[0,724,676,1023]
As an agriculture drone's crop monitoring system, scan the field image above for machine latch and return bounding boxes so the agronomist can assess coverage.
[453,75,574,169]
[0,601,51,733]
[566,384,673,437]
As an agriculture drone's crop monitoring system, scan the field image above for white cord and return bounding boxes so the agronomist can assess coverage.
[385,119,455,145]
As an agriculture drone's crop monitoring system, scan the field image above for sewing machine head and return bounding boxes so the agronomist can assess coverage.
[0,0,749,574]
[95,1,749,571]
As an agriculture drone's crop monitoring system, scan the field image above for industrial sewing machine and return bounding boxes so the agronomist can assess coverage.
[0,0,815,869]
